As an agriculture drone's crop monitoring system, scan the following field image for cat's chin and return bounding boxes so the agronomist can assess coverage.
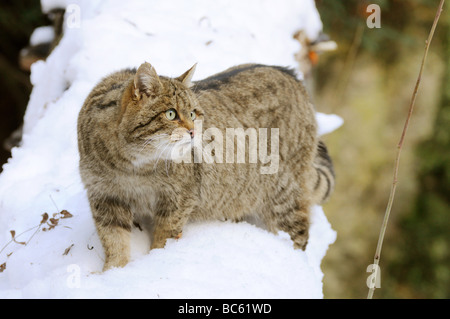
[131,140,193,168]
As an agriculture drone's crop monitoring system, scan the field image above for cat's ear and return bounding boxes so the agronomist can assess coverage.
[134,62,162,100]
[176,63,197,88]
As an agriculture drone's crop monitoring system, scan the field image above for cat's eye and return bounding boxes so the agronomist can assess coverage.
[190,111,196,120]
[165,109,177,121]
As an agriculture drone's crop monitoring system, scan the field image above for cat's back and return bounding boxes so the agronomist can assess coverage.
[192,64,317,164]
[190,64,319,221]
[192,64,315,131]
[193,64,300,92]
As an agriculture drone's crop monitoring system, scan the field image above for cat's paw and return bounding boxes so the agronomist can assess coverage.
[174,232,182,240]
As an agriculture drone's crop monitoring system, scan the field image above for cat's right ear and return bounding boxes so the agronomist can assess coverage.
[133,62,162,100]
[177,63,197,88]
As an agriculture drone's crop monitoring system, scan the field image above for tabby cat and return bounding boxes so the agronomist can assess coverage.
[77,62,335,271]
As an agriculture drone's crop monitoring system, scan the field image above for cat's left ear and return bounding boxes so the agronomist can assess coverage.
[176,63,197,88]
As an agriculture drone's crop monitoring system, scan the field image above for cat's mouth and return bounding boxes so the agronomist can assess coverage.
[171,135,192,145]
[170,128,193,145]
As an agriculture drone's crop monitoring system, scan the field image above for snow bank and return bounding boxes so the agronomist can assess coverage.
[29,26,55,46]
[0,0,340,299]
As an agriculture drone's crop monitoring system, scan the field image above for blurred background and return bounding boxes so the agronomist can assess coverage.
[315,0,449,299]
[0,0,448,298]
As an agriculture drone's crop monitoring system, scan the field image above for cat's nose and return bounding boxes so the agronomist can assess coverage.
[188,129,195,138]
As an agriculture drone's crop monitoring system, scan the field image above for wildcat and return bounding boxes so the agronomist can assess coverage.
[77,62,335,271]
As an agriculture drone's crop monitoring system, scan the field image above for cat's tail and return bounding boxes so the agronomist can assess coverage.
[311,140,335,205]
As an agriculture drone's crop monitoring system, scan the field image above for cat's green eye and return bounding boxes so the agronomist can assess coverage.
[190,111,196,120]
[165,109,177,121]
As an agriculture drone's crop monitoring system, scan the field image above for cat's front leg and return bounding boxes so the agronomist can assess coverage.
[89,194,133,271]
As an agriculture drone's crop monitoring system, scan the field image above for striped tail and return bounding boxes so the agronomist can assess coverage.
[312,140,335,204]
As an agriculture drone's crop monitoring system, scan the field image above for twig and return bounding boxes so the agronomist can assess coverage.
[0,225,40,256]
[333,21,365,105]
[367,0,445,299]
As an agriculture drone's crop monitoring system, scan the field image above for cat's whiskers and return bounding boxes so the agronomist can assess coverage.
[164,144,175,177]
[153,141,172,172]
[165,138,192,175]
[139,134,169,153]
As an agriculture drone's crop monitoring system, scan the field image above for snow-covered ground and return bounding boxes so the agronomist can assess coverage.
[0,0,342,298]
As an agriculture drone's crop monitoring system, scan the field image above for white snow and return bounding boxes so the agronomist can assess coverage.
[0,0,341,299]
[316,113,344,136]
[29,26,55,46]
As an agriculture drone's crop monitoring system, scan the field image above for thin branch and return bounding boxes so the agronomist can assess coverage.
[333,21,365,105]
[367,0,445,299]
[0,225,40,256]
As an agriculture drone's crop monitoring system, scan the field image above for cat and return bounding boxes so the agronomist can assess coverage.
[77,62,335,271]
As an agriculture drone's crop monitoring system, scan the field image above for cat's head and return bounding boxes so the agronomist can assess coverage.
[119,62,202,166]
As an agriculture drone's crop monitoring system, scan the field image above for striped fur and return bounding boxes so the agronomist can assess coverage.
[77,62,335,271]
[312,141,335,204]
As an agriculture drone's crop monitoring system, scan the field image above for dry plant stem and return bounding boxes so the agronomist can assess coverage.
[0,225,40,255]
[334,22,365,105]
[367,0,445,299]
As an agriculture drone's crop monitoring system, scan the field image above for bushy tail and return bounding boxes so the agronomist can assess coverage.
[311,140,335,205]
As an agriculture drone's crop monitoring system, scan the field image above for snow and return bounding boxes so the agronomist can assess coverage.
[316,113,344,136]
[29,26,55,46]
[0,0,341,299]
